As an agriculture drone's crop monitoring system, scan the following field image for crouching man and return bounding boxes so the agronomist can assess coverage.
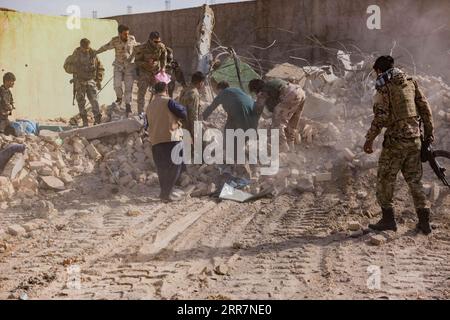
[146,82,187,202]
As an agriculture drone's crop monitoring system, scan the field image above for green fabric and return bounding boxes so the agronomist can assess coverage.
[211,57,260,95]
[203,88,259,131]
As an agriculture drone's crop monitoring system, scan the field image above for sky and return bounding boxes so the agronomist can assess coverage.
[0,0,250,17]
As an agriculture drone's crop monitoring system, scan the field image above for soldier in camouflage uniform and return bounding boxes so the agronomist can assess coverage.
[64,39,105,127]
[249,78,306,152]
[178,71,205,139]
[364,55,434,235]
[96,24,140,117]
[135,31,167,114]
[0,72,16,135]
[166,47,187,98]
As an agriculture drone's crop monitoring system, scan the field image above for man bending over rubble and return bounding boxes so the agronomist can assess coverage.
[0,72,16,136]
[203,81,259,131]
[249,78,305,153]
[146,81,187,203]
[364,55,434,235]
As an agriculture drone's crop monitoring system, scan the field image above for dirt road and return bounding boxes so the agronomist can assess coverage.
[1,171,449,300]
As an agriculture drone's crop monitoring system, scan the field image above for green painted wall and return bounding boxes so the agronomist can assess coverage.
[0,11,117,120]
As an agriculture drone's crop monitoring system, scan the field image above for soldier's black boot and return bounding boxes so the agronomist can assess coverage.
[369,207,397,232]
[81,116,89,127]
[125,104,132,118]
[416,208,432,235]
[112,98,122,108]
[94,114,102,125]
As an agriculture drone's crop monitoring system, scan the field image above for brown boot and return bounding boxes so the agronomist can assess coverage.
[369,207,397,232]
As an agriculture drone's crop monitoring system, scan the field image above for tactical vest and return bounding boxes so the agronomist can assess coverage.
[75,51,98,81]
[386,78,417,122]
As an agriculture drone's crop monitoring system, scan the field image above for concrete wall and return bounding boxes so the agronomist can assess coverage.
[0,10,117,120]
[111,0,450,81]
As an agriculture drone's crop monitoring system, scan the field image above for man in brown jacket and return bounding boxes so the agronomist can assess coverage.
[146,81,187,202]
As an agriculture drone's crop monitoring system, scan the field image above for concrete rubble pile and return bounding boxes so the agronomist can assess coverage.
[263,58,450,196]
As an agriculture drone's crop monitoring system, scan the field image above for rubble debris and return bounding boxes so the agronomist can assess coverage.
[370,234,386,246]
[7,224,27,237]
[348,221,362,231]
[314,172,332,183]
[40,176,65,191]
[127,209,143,217]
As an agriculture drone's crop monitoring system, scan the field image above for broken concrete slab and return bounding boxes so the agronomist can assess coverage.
[266,63,306,87]
[59,118,143,140]
[40,176,65,191]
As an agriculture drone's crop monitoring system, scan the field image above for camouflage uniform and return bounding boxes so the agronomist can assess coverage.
[256,79,306,152]
[366,68,434,210]
[96,35,139,105]
[178,85,201,139]
[64,47,105,124]
[135,41,167,113]
[166,47,187,98]
[0,84,14,134]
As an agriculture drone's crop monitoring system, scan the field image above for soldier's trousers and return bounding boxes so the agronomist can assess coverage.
[376,137,429,210]
[272,84,306,152]
[137,72,156,114]
[0,117,12,134]
[76,81,100,118]
[114,64,136,105]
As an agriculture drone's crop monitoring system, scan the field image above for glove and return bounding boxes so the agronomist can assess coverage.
[96,82,102,90]
[425,135,435,145]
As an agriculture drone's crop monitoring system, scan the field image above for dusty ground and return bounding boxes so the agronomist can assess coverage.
[0,164,449,300]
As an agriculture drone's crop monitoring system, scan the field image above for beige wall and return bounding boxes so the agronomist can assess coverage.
[0,11,117,120]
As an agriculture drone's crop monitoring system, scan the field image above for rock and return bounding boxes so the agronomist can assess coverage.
[348,221,361,231]
[38,166,54,176]
[1,153,25,179]
[85,144,102,161]
[0,228,7,240]
[127,209,143,217]
[356,191,368,199]
[29,161,46,171]
[41,176,65,190]
[303,92,337,121]
[296,175,315,192]
[370,235,386,246]
[214,264,229,276]
[60,172,74,184]
[314,172,332,183]
[343,148,355,161]
[7,224,26,236]
[119,174,134,186]
[22,222,38,232]
[72,140,85,154]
